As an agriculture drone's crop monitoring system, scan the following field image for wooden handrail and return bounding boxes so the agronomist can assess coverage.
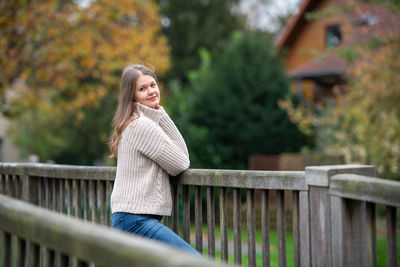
[330,173,400,207]
[174,168,306,190]
[0,163,307,190]
[0,194,225,267]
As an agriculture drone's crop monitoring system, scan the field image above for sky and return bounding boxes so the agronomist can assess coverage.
[238,0,301,32]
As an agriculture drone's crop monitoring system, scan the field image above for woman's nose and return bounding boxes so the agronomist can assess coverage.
[148,87,155,95]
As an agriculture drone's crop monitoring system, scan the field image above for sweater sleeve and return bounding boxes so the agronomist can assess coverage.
[125,118,190,176]
[158,108,189,157]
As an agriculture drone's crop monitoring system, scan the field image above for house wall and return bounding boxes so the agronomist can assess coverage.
[284,0,352,73]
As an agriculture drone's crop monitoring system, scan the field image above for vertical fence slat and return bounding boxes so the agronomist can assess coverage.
[261,189,270,267]
[247,189,256,267]
[233,188,242,265]
[8,174,13,197]
[11,175,16,198]
[292,191,300,267]
[12,175,17,198]
[16,237,26,267]
[10,175,15,197]
[277,190,287,267]
[220,187,228,263]
[366,202,377,267]
[6,174,12,196]
[206,186,215,259]
[1,231,11,267]
[21,175,39,205]
[29,242,40,267]
[17,175,23,199]
[60,253,69,267]
[45,248,56,267]
[13,175,18,198]
[52,178,57,211]
[60,179,65,214]
[45,178,51,209]
[83,180,89,221]
[91,180,98,222]
[182,185,190,243]
[386,206,398,267]
[107,181,112,225]
[195,186,203,253]
[67,179,73,216]
[38,178,43,207]
[10,234,16,267]
[76,180,82,219]
[15,175,20,198]
[12,175,17,197]
[15,175,20,197]
[100,180,107,225]
[172,184,179,234]
[0,174,5,194]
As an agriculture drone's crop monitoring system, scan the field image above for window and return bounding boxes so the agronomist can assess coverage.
[326,25,341,47]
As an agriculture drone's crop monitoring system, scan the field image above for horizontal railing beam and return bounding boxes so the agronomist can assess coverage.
[330,174,400,207]
[0,194,224,267]
[0,163,116,180]
[1,163,307,190]
[174,169,307,190]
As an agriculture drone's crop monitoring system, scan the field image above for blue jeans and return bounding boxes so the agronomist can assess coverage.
[111,212,201,256]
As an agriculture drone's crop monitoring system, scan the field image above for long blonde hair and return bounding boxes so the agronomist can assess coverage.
[109,64,157,157]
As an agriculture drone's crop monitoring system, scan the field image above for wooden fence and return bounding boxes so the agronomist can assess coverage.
[0,163,399,267]
[0,194,224,267]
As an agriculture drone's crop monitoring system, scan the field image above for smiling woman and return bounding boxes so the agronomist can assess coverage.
[108,64,199,256]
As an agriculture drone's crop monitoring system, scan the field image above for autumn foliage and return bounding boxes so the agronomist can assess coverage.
[0,0,169,163]
[282,42,400,179]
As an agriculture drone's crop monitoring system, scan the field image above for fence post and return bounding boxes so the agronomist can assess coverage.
[20,165,43,266]
[305,165,376,267]
[22,173,41,205]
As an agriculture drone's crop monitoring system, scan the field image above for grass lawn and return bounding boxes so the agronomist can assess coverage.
[190,226,294,267]
[191,226,399,267]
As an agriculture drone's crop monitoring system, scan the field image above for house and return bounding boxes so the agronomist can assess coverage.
[248,0,399,171]
[275,0,400,103]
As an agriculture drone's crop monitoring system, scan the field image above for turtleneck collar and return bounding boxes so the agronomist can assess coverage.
[135,102,164,124]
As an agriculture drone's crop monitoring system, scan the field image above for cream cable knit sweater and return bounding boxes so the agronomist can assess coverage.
[110,103,190,216]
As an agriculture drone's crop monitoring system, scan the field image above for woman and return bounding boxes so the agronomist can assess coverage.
[109,64,199,255]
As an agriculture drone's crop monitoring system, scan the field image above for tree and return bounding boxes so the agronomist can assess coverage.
[182,32,307,169]
[2,0,170,164]
[322,45,400,179]
[156,0,244,83]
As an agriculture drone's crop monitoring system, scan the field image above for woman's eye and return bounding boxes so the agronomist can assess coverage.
[151,83,156,88]
[139,87,145,91]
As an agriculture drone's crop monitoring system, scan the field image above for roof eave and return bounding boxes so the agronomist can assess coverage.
[275,0,319,48]
[290,69,346,79]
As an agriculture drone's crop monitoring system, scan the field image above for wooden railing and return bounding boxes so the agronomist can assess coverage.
[0,163,399,267]
[0,194,224,267]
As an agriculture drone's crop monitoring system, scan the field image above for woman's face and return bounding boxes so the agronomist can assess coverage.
[134,75,160,109]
